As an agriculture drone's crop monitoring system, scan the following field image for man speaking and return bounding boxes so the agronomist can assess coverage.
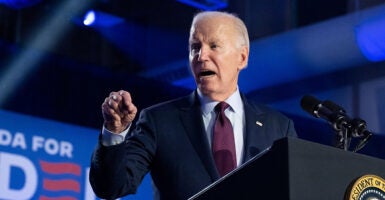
[89,11,297,200]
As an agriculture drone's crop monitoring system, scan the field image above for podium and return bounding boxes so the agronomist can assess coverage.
[189,137,385,200]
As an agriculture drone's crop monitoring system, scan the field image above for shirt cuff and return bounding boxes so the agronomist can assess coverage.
[101,125,130,146]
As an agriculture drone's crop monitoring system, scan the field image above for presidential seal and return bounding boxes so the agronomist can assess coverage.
[345,174,385,200]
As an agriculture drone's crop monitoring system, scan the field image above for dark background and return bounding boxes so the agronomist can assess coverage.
[1,0,384,158]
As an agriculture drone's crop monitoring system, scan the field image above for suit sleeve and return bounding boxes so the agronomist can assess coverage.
[89,109,156,199]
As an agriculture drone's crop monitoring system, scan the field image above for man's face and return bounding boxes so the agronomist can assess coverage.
[189,16,248,101]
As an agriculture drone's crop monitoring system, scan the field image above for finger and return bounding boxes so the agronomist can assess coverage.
[118,90,128,96]
[102,98,112,112]
[109,92,122,103]
[106,92,124,111]
[120,91,135,110]
[121,103,137,117]
[102,103,121,121]
[126,103,137,114]
[106,97,119,110]
[102,98,118,114]
[103,96,123,117]
[119,90,132,102]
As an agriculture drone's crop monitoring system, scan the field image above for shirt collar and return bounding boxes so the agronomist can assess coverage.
[197,88,243,116]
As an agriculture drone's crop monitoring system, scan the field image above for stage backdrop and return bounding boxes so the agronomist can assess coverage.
[0,109,152,200]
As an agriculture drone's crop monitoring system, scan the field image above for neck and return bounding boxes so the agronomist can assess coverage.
[199,87,238,102]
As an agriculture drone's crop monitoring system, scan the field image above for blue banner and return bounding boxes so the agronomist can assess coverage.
[0,109,152,199]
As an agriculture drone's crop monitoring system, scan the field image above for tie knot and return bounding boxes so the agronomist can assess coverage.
[215,102,230,113]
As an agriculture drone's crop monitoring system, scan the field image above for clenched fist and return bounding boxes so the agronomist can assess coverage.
[101,90,137,133]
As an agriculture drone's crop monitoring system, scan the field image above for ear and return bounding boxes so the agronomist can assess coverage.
[238,46,249,70]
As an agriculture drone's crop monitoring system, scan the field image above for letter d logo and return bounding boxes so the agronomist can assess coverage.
[0,152,37,199]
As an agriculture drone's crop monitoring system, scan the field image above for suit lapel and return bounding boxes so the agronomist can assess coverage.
[179,92,220,181]
[242,96,267,163]
[178,92,270,179]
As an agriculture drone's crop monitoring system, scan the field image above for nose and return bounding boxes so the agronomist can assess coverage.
[197,46,209,62]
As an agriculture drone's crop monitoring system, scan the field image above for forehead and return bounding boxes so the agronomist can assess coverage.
[189,16,236,42]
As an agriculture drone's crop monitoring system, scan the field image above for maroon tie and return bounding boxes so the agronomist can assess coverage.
[212,102,236,177]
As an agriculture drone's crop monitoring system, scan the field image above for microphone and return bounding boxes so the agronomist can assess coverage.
[323,100,372,138]
[300,95,373,152]
[300,95,349,131]
[300,95,327,118]
[323,100,346,115]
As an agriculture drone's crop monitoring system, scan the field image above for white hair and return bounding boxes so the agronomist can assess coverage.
[191,11,250,49]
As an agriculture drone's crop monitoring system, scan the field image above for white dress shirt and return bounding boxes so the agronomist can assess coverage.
[197,88,245,166]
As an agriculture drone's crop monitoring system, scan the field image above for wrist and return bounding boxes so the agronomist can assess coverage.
[103,122,129,134]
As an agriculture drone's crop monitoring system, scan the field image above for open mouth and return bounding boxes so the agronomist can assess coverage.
[199,70,216,77]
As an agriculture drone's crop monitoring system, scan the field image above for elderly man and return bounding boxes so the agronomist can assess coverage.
[90,11,297,200]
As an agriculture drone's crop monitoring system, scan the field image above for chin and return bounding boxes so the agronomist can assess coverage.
[198,85,217,96]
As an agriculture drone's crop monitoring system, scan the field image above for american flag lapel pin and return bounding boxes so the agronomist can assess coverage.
[256,121,263,127]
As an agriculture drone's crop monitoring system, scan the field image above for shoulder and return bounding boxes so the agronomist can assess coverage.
[142,92,196,113]
[243,96,291,120]
[243,95,297,136]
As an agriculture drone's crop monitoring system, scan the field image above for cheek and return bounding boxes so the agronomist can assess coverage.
[189,56,199,68]
[221,64,239,80]
[189,64,199,78]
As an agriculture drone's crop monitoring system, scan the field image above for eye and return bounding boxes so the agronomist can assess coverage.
[190,43,201,52]
[210,44,218,49]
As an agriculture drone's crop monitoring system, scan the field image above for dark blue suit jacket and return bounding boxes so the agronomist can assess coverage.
[90,91,297,200]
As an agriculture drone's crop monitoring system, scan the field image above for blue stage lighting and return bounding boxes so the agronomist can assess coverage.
[177,0,227,10]
[355,15,385,62]
[83,10,96,26]
[0,0,94,105]
[80,10,124,27]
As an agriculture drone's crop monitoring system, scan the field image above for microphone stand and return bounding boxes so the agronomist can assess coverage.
[351,118,373,152]
[342,125,351,151]
[332,118,372,152]
[334,123,351,151]
[330,112,352,151]
[353,133,372,152]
